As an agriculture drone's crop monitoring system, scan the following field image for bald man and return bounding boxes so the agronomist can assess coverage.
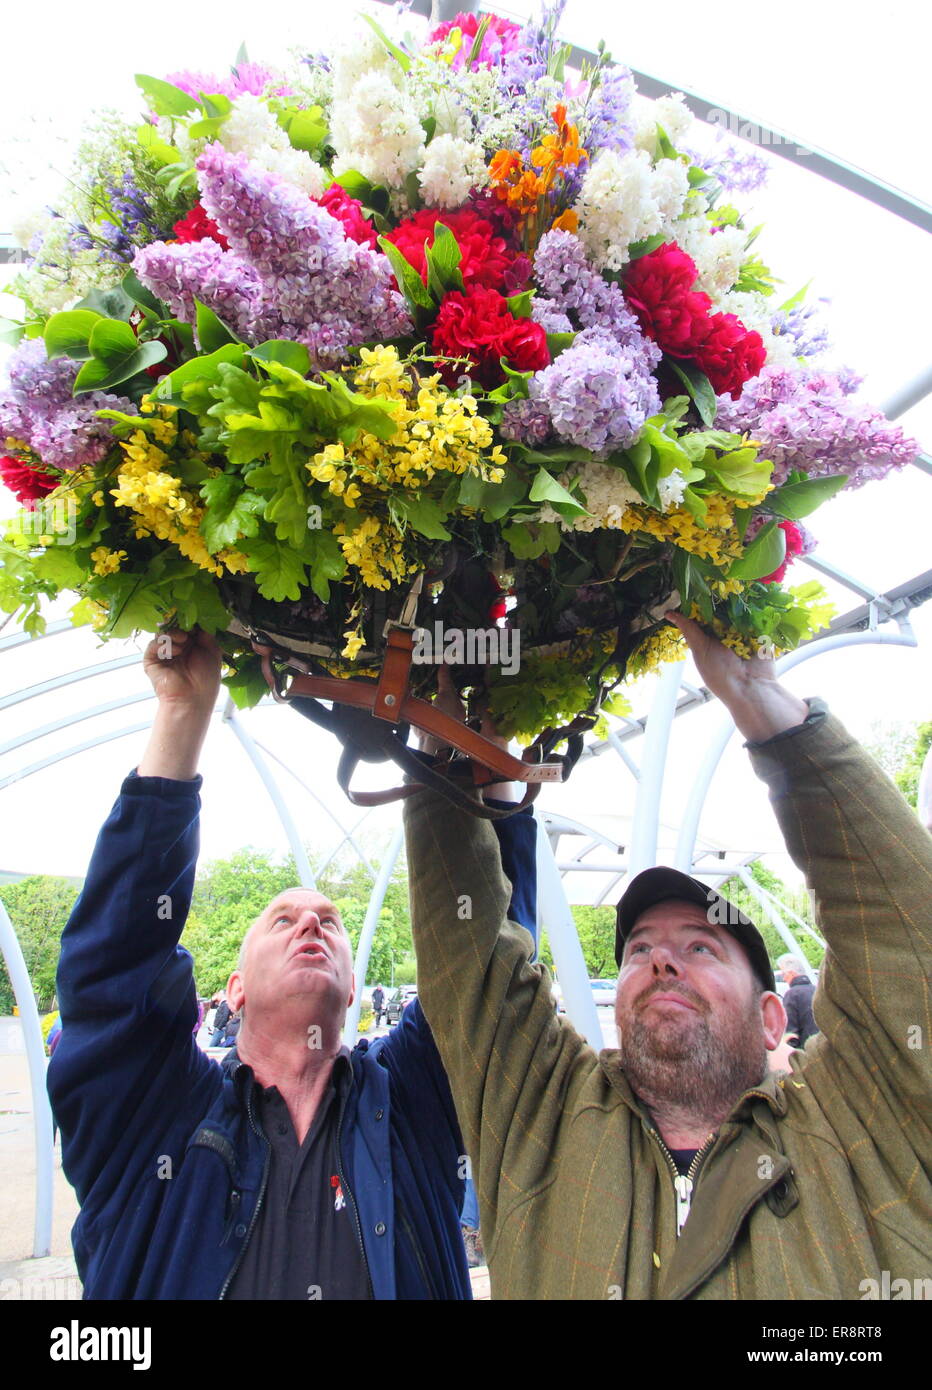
[48,629,535,1300]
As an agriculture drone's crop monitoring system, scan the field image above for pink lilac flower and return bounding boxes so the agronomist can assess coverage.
[0,340,135,471]
[518,326,661,456]
[715,365,918,487]
[165,63,292,102]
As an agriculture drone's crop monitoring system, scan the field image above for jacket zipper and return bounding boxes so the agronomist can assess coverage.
[650,1129,716,1237]
[336,1086,375,1300]
[218,1076,271,1300]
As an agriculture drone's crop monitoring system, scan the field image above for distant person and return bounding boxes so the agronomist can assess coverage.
[220,1012,241,1048]
[210,995,231,1047]
[371,984,385,1027]
[777,954,817,1048]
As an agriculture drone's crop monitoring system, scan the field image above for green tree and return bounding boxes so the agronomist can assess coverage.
[538,904,617,980]
[719,861,824,972]
[894,721,932,808]
[317,856,413,988]
[0,876,82,1012]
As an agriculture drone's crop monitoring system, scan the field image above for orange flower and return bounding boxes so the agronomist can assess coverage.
[531,104,587,185]
[551,209,579,234]
[489,149,544,214]
[488,149,522,184]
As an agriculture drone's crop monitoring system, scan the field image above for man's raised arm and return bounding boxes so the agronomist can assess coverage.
[403,752,590,1249]
[49,630,224,1212]
[669,612,932,1122]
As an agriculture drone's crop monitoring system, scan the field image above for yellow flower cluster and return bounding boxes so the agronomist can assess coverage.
[627,626,688,679]
[332,514,419,594]
[90,546,127,577]
[106,405,248,578]
[621,495,744,567]
[308,346,507,592]
[686,606,771,660]
[309,346,506,501]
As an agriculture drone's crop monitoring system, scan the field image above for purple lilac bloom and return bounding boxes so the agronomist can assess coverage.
[165,63,292,102]
[526,327,661,456]
[715,365,918,488]
[583,67,635,157]
[136,146,411,362]
[500,396,552,445]
[69,173,167,265]
[532,230,662,368]
[133,239,265,344]
[697,138,770,194]
[769,303,830,359]
[0,340,135,471]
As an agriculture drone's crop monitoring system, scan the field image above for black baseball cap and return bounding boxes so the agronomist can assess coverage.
[615,866,776,992]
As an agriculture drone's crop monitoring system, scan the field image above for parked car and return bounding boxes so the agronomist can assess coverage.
[386,985,418,1025]
[590,980,617,1008]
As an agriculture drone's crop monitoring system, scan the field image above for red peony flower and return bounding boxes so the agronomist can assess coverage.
[624,243,712,357]
[431,287,550,388]
[0,455,59,505]
[625,242,765,400]
[692,311,766,400]
[761,520,805,585]
[386,208,525,294]
[315,184,379,250]
[172,202,230,250]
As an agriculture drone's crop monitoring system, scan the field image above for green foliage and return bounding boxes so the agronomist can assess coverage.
[897,722,932,808]
[718,862,824,971]
[0,877,82,1012]
[538,904,618,980]
[864,719,932,809]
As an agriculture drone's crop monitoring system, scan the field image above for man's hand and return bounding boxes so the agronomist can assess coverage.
[137,628,223,780]
[666,610,809,743]
[142,628,222,712]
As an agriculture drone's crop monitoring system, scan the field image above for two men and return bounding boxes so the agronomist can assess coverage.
[404,612,932,1299]
[47,628,534,1299]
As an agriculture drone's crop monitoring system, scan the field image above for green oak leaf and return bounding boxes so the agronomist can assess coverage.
[240,539,308,601]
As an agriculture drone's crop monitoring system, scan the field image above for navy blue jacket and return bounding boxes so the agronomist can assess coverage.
[48,771,536,1300]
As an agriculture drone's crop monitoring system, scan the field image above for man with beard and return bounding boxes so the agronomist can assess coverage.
[403,613,932,1299]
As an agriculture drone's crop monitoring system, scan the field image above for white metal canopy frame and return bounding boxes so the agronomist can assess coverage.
[1,0,931,1261]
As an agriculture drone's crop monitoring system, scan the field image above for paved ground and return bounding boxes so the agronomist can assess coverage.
[0,1020,82,1299]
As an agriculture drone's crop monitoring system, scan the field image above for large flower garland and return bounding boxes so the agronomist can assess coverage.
[0,3,917,737]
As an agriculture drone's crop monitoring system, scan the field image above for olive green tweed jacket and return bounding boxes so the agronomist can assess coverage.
[404,706,932,1299]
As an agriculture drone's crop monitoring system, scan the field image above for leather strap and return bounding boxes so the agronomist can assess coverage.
[252,639,592,819]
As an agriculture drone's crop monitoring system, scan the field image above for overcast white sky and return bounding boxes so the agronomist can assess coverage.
[0,0,929,890]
